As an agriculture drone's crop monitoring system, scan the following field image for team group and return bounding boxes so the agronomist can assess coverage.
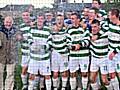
[0,0,120,90]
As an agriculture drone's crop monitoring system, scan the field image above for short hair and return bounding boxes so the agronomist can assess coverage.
[82,7,90,12]
[91,19,100,26]
[71,12,80,19]
[37,13,45,18]
[93,0,101,5]
[90,7,99,14]
[110,8,120,18]
[57,12,64,16]
[23,9,30,13]
[45,11,53,16]
[84,6,90,9]
[45,11,52,14]
[4,16,13,25]
[56,14,63,17]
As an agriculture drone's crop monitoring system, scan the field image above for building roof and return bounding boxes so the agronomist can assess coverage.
[57,3,91,11]
[0,4,34,11]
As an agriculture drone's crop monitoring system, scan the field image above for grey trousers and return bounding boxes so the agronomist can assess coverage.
[0,63,4,90]
[0,63,15,90]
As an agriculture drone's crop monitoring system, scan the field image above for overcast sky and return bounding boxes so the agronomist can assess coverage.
[0,0,106,8]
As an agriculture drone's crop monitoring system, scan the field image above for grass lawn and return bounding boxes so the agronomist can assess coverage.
[14,45,23,90]
[14,64,23,90]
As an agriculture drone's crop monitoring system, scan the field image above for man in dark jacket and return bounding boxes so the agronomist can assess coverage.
[0,16,22,90]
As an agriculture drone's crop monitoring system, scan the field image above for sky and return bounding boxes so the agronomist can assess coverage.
[0,0,107,8]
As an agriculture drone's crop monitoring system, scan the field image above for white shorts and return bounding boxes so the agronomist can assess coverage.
[21,55,30,67]
[108,59,115,73]
[90,56,108,75]
[27,59,51,75]
[107,52,116,73]
[79,57,89,72]
[114,53,120,73]
[69,57,89,73]
[51,50,69,72]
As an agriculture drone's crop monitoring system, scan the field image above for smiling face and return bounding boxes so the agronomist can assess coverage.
[71,14,80,26]
[56,15,64,28]
[37,15,45,29]
[45,12,53,21]
[108,10,119,23]
[92,0,100,9]
[91,23,100,34]
[22,11,31,24]
[4,16,13,30]
[88,9,97,20]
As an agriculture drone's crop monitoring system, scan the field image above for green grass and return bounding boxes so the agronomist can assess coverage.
[14,64,22,90]
[14,45,23,90]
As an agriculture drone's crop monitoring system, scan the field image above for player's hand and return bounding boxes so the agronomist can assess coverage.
[74,44,81,51]
[91,35,98,41]
[16,34,23,41]
[109,52,116,60]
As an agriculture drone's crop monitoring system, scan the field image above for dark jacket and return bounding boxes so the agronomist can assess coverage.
[0,25,19,64]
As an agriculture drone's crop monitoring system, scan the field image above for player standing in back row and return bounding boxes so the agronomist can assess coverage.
[19,10,31,90]
[47,14,72,90]
[67,12,90,90]
[107,8,120,90]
